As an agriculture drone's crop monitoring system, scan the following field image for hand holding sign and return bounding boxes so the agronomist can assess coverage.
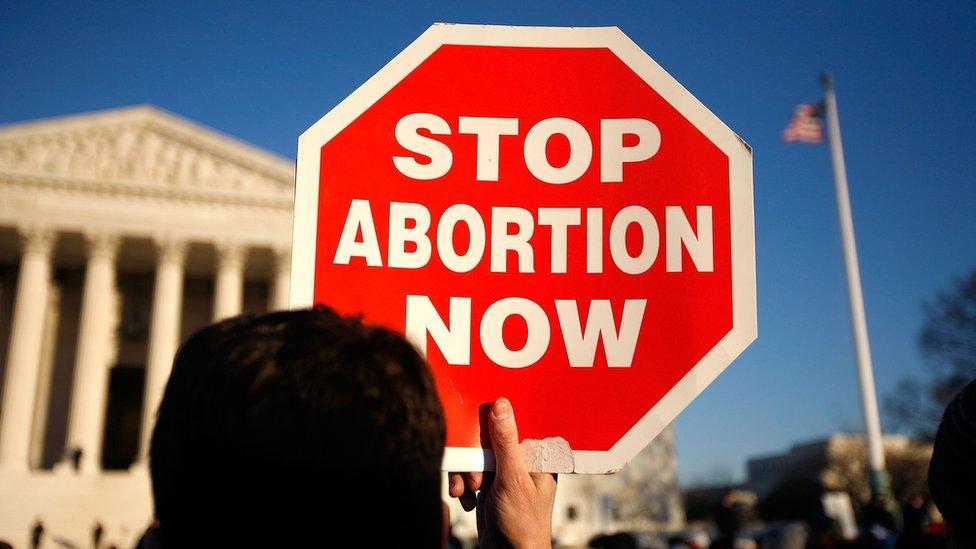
[291,24,756,473]
[448,399,557,549]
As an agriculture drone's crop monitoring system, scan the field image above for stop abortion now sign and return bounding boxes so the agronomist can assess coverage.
[290,24,756,473]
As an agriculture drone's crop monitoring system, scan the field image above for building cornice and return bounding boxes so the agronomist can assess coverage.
[0,169,293,211]
[0,105,294,184]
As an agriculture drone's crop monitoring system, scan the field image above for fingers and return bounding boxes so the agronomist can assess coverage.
[462,473,493,513]
[449,472,485,498]
[530,472,558,498]
[465,471,484,492]
[448,473,464,498]
[453,397,530,519]
[488,398,529,483]
[450,471,488,513]
[459,489,477,512]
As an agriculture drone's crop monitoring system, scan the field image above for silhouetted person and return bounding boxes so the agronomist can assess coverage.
[897,494,926,549]
[92,520,104,549]
[30,519,43,549]
[858,496,897,548]
[590,532,639,548]
[148,306,557,547]
[807,514,853,549]
[929,377,976,549]
[68,446,83,471]
[712,490,744,549]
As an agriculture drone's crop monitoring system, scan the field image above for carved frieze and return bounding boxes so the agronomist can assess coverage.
[0,112,293,199]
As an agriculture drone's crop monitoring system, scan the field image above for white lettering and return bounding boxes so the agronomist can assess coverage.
[555,299,647,367]
[405,295,471,365]
[523,117,592,184]
[490,207,535,273]
[480,297,550,368]
[388,202,432,269]
[437,204,487,273]
[538,208,581,274]
[333,199,382,266]
[600,119,661,182]
[393,113,453,180]
[586,207,604,274]
[666,206,713,272]
[609,206,659,274]
[458,116,519,181]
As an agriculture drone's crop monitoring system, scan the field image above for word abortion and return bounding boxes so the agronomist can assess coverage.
[329,113,719,369]
[333,201,714,275]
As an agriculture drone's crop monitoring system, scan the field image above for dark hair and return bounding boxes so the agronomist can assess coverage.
[149,306,446,547]
[929,377,976,543]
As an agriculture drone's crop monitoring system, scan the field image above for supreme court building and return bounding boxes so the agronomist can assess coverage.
[0,106,682,547]
[0,106,294,546]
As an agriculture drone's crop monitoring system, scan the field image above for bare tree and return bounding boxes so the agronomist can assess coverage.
[820,437,932,504]
[886,269,976,439]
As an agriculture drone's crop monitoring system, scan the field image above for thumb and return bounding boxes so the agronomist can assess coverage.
[489,398,528,481]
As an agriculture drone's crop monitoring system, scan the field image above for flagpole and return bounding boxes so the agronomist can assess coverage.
[821,72,891,499]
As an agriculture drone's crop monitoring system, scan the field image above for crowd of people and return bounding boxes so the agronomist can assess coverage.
[683,492,948,549]
[594,375,976,549]
[581,492,949,549]
[5,306,975,548]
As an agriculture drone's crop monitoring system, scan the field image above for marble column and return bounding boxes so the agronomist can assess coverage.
[0,227,55,470]
[269,247,291,311]
[29,286,62,469]
[63,232,120,474]
[136,238,186,463]
[213,242,246,321]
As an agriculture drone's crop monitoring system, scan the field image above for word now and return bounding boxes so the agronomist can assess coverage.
[405,296,647,368]
[393,114,661,183]
[333,200,714,275]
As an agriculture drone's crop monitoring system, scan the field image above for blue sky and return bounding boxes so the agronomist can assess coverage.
[2,1,974,485]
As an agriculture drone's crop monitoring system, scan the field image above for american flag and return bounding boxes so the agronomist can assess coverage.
[782,102,825,143]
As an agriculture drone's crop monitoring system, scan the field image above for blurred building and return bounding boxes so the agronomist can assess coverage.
[555,426,686,545]
[747,433,933,518]
[683,483,757,525]
[0,106,684,547]
[0,106,294,547]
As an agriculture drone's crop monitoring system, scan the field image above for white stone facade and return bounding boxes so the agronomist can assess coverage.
[0,106,682,548]
[0,106,294,547]
[549,425,685,546]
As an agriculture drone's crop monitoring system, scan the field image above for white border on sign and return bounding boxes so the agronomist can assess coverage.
[291,23,756,474]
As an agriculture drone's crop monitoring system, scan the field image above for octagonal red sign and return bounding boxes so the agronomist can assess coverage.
[291,24,756,473]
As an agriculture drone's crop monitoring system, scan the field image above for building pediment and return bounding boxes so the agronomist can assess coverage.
[0,106,295,204]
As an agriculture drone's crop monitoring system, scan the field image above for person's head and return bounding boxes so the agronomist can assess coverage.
[149,306,446,547]
[721,490,736,506]
[929,377,976,549]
